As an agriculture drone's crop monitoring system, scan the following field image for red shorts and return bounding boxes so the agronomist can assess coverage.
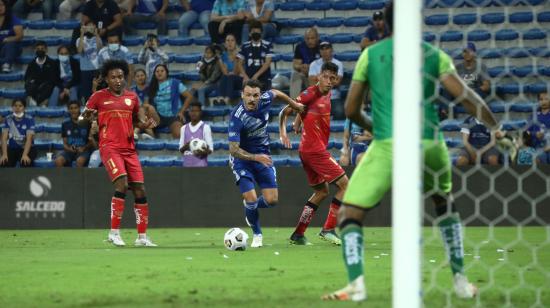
[299,151,346,186]
[100,147,144,183]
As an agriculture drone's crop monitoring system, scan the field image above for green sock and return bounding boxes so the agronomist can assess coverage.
[438,213,465,275]
[341,223,364,283]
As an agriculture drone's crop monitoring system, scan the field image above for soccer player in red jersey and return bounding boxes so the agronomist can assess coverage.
[279,62,349,245]
[80,60,159,247]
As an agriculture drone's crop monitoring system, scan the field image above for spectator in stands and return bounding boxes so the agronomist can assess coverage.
[123,0,168,36]
[131,68,148,104]
[456,116,502,166]
[77,22,102,100]
[290,27,319,99]
[81,0,123,40]
[360,10,389,50]
[179,102,213,167]
[341,116,372,166]
[137,33,169,83]
[308,41,345,119]
[55,101,93,167]
[24,41,57,106]
[0,0,23,73]
[456,42,490,98]
[87,119,102,167]
[192,45,222,105]
[134,103,156,140]
[208,0,246,44]
[145,64,194,138]
[516,130,536,165]
[50,45,80,106]
[0,99,36,167]
[58,0,85,20]
[526,91,550,164]
[98,32,134,84]
[178,0,214,37]
[12,0,59,20]
[241,0,276,43]
[237,19,272,90]
[218,33,242,105]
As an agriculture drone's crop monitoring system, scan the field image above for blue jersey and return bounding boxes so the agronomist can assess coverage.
[0,114,35,149]
[228,91,273,163]
[461,116,491,149]
[61,119,90,147]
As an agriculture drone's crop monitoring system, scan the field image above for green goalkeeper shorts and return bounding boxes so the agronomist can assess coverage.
[343,139,452,209]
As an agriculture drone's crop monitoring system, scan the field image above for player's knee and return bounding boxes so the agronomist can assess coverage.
[265,195,278,206]
[76,158,87,167]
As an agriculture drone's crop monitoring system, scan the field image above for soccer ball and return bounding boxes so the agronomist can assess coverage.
[189,138,207,153]
[224,228,249,251]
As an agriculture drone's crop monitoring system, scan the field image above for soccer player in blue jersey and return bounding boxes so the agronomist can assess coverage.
[228,79,304,248]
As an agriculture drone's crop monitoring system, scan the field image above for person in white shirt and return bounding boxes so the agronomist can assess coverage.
[178,102,214,167]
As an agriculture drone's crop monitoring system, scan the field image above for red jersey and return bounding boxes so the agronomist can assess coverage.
[297,85,331,153]
[85,89,139,150]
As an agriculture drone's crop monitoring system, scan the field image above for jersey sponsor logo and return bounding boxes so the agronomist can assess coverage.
[125,98,132,106]
[104,101,115,105]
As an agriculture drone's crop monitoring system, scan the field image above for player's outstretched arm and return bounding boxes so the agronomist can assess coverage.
[229,141,272,166]
[345,81,372,132]
[271,89,305,113]
[278,105,294,148]
[440,72,498,130]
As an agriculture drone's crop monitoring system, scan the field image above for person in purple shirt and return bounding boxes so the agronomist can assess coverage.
[123,0,168,35]
[178,102,213,167]
[179,0,215,37]
[360,11,389,50]
[0,0,24,73]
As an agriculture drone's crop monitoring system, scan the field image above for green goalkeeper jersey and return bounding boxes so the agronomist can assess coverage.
[352,38,456,141]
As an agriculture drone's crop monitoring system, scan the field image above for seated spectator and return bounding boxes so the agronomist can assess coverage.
[179,102,213,167]
[24,41,57,106]
[456,116,502,166]
[516,130,536,165]
[58,0,85,20]
[81,0,123,40]
[308,41,345,119]
[145,64,194,138]
[76,22,102,100]
[0,0,23,73]
[237,20,272,90]
[192,45,222,105]
[178,0,214,37]
[455,42,490,98]
[0,99,36,167]
[98,32,134,84]
[123,0,168,36]
[360,11,389,50]
[241,0,276,43]
[55,101,93,167]
[12,0,59,20]
[290,27,319,99]
[131,68,148,104]
[341,116,372,166]
[218,33,242,105]
[525,91,550,164]
[137,33,169,83]
[208,0,246,44]
[87,119,102,167]
[50,45,80,106]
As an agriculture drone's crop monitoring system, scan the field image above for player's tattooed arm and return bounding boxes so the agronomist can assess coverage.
[229,141,256,161]
[345,81,373,132]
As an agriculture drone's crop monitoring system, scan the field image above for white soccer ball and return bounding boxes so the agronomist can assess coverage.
[224,228,249,251]
[189,138,207,153]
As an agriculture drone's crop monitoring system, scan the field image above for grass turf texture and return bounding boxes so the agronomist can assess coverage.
[0,227,548,307]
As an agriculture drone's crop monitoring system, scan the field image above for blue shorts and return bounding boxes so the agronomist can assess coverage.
[231,158,278,193]
[351,143,368,166]
[58,150,92,166]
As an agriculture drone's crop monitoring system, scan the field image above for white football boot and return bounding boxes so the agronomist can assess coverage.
[322,276,367,301]
[250,234,263,248]
[134,235,158,247]
[454,273,478,298]
[107,231,126,247]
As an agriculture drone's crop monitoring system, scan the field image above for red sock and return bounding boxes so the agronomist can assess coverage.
[110,197,125,230]
[323,198,342,231]
[294,202,319,236]
[134,203,149,234]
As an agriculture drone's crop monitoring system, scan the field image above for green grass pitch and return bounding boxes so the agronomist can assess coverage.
[1,227,548,307]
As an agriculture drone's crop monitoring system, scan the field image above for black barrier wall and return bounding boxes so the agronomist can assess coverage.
[0,167,549,229]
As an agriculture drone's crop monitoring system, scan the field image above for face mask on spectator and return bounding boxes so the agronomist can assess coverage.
[85,32,94,39]
[58,55,69,62]
[251,32,262,41]
[36,50,46,59]
[108,44,120,52]
[13,112,24,118]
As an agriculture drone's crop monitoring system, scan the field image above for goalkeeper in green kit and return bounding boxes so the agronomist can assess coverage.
[322,1,501,302]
